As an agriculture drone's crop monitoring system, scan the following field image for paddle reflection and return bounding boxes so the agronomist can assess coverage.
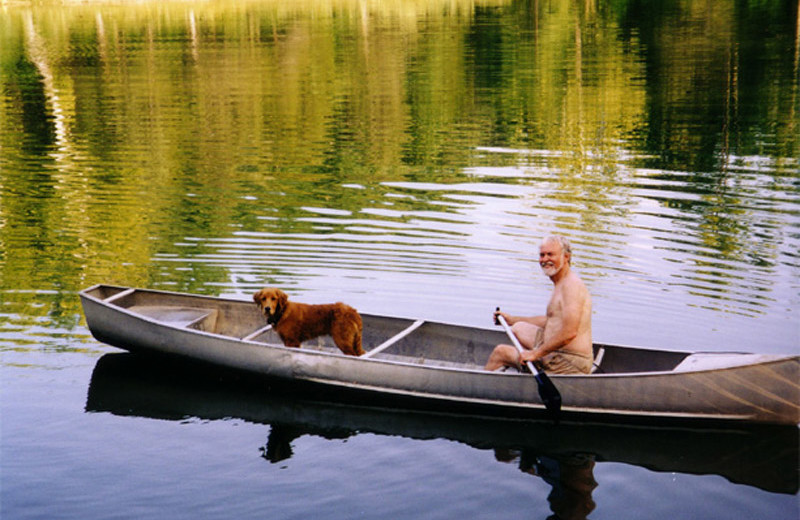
[86,353,798,502]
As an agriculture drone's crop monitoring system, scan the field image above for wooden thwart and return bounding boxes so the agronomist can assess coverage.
[362,319,425,358]
[104,288,136,304]
[242,324,273,341]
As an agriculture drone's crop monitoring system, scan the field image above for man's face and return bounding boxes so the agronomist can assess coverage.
[539,240,567,277]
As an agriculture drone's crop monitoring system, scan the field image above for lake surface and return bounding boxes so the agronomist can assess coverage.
[1,0,798,518]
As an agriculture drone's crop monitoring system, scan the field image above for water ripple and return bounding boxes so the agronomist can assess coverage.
[145,161,800,350]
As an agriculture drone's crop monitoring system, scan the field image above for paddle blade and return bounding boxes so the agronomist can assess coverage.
[534,370,562,420]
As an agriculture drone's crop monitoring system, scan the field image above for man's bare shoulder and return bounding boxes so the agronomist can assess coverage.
[560,271,590,298]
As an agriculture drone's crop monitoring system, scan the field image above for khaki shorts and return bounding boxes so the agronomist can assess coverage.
[540,350,593,374]
[531,328,592,375]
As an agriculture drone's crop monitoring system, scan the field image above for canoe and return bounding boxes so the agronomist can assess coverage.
[78,284,800,425]
[86,352,799,495]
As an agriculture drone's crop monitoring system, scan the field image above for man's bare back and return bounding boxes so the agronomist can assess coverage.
[485,236,593,374]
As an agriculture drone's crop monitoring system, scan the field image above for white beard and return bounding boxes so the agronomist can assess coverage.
[540,262,560,277]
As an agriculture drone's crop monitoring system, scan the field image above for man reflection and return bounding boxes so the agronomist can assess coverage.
[495,449,597,519]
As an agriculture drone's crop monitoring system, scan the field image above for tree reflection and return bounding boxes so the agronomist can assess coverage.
[1,0,797,328]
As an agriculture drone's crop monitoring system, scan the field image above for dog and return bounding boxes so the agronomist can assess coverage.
[253,288,364,356]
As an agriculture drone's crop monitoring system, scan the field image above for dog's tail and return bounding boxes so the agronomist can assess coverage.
[333,305,364,356]
[350,308,364,356]
[350,311,364,356]
[353,326,364,356]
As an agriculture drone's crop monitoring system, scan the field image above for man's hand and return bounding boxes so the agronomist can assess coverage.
[493,308,511,326]
[519,348,539,364]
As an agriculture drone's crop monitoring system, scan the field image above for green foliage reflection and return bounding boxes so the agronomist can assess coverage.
[0,0,797,326]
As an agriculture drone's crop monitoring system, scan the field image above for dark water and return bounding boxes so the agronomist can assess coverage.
[1,1,798,518]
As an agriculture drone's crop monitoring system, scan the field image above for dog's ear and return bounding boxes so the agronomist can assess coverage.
[276,289,288,309]
[253,289,265,304]
[275,289,289,312]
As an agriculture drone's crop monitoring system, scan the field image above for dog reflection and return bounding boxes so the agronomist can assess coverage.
[260,424,352,464]
[260,425,305,463]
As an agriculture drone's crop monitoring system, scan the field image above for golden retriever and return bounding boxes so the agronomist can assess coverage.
[253,288,364,356]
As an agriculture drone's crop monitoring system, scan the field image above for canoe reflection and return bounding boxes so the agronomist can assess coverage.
[86,353,798,499]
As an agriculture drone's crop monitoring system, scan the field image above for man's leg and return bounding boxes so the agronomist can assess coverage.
[485,323,542,370]
[510,322,543,349]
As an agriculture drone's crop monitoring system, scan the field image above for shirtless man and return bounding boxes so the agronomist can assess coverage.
[485,235,593,374]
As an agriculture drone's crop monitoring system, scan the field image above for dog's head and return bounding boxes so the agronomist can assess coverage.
[253,287,288,325]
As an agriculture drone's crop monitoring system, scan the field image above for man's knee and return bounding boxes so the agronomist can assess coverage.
[496,344,520,363]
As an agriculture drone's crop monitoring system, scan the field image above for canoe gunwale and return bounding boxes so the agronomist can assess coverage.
[78,283,797,378]
[78,284,797,378]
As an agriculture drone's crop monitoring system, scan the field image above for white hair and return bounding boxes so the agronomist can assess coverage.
[542,235,572,263]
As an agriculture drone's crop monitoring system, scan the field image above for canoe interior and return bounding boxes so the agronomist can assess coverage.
[83,285,696,374]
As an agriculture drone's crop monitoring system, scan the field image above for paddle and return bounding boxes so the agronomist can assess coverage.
[495,308,562,421]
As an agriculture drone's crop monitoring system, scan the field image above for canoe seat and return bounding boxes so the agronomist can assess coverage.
[591,348,605,374]
[129,305,218,332]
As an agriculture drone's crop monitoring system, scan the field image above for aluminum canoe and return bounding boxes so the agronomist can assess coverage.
[79,284,800,425]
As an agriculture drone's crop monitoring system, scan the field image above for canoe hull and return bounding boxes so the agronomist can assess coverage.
[79,285,800,425]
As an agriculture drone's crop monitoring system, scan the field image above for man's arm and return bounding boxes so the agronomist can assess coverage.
[495,310,546,328]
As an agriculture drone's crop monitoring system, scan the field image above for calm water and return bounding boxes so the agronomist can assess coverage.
[1,0,799,518]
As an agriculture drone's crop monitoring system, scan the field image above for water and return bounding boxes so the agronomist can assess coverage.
[1,0,798,518]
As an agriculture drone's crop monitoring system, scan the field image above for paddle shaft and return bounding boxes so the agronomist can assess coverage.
[495,313,541,376]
